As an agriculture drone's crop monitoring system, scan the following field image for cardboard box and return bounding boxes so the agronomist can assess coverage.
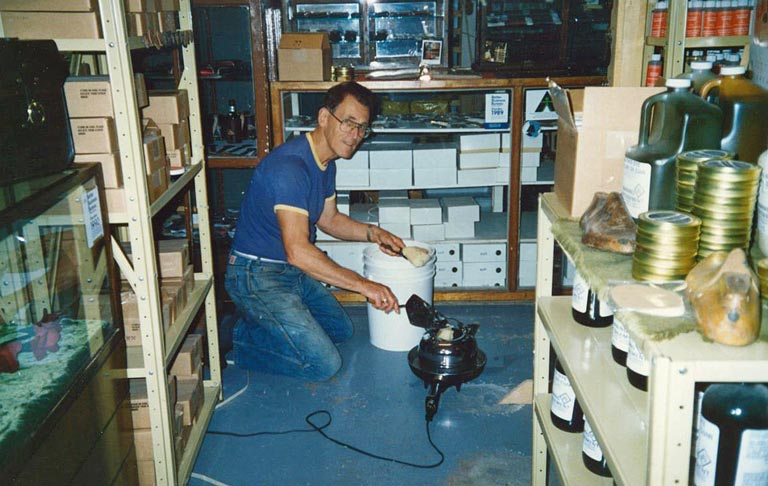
[409,199,442,225]
[414,167,456,187]
[436,261,463,287]
[134,73,149,109]
[144,90,189,124]
[170,334,203,377]
[457,168,497,185]
[444,219,475,239]
[70,118,118,154]
[0,0,97,11]
[0,11,101,38]
[125,0,159,12]
[441,197,479,223]
[176,375,203,426]
[462,262,506,287]
[369,169,411,188]
[412,223,445,242]
[147,165,169,202]
[167,144,191,170]
[157,239,188,279]
[379,222,411,239]
[65,76,112,118]
[133,429,154,461]
[278,33,331,81]
[336,168,369,187]
[105,187,126,213]
[433,242,460,261]
[336,150,368,170]
[137,459,155,486]
[459,151,499,170]
[412,145,457,170]
[157,119,189,150]
[462,242,507,262]
[378,199,410,224]
[74,152,122,188]
[369,148,412,170]
[459,133,499,152]
[551,85,665,217]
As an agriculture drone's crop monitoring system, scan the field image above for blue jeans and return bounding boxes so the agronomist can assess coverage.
[224,252,353,381]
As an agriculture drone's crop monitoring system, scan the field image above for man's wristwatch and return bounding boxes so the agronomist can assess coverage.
[366,224,374,243]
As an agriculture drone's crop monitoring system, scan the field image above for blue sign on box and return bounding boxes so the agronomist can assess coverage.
[485,91,510,129]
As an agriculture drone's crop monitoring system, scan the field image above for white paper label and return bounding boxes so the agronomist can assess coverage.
[82,187,104,249]
[611,317,630,352]
[550,368,576,421]
[622,157,652,218]
[572,270,589,313]
[626,338,650,376]
[734,428,768,484]
[694,415,720,486]
[485,92,510,128]
[582,419,603,461]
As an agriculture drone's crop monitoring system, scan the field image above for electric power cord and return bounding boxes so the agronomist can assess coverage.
[208,410,444,469]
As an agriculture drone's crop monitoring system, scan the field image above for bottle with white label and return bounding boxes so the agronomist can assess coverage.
[571,270,613,328]
[693,383,768,486]
[611,316,630,366]
[626,336,649,391]
[550,358,584,432]
[582,417,612,477]
[622,78,723,218]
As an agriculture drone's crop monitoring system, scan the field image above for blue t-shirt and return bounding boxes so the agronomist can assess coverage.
[232,134,336,260]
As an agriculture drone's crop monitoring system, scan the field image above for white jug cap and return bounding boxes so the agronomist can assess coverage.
[690,61,713,70]
[666,78,692,88]
[720,66,747,75]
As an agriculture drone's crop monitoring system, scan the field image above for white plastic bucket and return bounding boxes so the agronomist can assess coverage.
[363,241,436,351]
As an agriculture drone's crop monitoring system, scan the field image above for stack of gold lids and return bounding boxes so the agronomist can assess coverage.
[676,150,734,213]
[757,259,768,298]
[693,160,761,258]
[633,210,701,281]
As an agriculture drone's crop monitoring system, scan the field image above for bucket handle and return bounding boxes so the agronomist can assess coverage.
[638,95,665,146]
[699,78,722,100]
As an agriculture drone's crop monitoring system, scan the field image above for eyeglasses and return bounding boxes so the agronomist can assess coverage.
[326,109,372,139]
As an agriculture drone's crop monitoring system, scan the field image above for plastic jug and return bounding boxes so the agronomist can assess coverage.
[676,60,717,94]
[700,66,768,163]
[622,78,723,218]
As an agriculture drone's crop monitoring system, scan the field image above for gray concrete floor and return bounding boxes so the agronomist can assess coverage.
[191,302,534,486]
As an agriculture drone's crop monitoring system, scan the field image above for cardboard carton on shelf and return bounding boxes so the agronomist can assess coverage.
[0,11,101,39]
[144,90,190,125]
[551,85,665,217]
[157,238,189,279]
[70,117,118,154]
[170,333,203,377]
[73,152,122,188]
[64,76,113,118]
[0,0,97,11]
[278,33,331,81]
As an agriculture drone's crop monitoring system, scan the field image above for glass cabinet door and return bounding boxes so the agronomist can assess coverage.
[192,4,258,162]
[288,1,363,63]
[367,0,446,68]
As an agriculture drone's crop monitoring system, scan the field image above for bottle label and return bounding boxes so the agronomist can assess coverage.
[694,415,720,486]
[734,428,768,484]
[599,299,613,317]
[611,317,630,352]
[572,270,589,313]
[622,157,652,218]
[582,419,603,461]
[551,368,577,421]
[626,338,650,376]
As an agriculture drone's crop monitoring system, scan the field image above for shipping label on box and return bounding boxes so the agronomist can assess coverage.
[65,76,113,118]
[278,33,331,81]
[70,117,118,154]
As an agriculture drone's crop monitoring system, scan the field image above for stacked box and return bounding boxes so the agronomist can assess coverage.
[441,197,479,239]
[144,90,192,172]
[518,242,537,288]
[458,134,499,185]
[412,142,457,186]
[410,199,444,242]
[368,145,412,188]
[336,150,369,187]
[461,243,507,287]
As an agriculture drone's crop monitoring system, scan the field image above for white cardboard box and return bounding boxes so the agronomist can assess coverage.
[412,146,457,169]
[370,169,411,188]
[444,219,475,239]
[459,133,499,152]
[458,151,499,169]
[496,166,511,183]
[379,222,411,239]
[518,258,537,288]
[462,262,506,287]
[378,199,410,224]
[409,199,442,224]
[337,150,368,170]
[521,151,541,167]
[369,149,412,170]
[436,261,462,287]
[501,132,511,150]
[441,197,480,222]
[412,223,445,242]
[433,242,460,261]
[457,168,497,185]
[520,242,537,262]
[521,166,538,182]
[414,167,456,186]
[462,242,506,262]
[336,168,369,187]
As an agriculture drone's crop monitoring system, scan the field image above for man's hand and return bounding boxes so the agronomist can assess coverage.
[361,280,400,314]
[368,225,405,256]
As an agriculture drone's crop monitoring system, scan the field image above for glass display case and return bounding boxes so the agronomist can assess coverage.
[284,0,447,69]
[0,164,121,481]
[474,0,613,76]
[192,1,265,166]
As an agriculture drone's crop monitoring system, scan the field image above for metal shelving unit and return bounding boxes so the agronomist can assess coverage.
[532,192,768,485]
[42,1,222,484]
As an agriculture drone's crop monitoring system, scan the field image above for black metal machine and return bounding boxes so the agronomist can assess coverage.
[406,295,487,422]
